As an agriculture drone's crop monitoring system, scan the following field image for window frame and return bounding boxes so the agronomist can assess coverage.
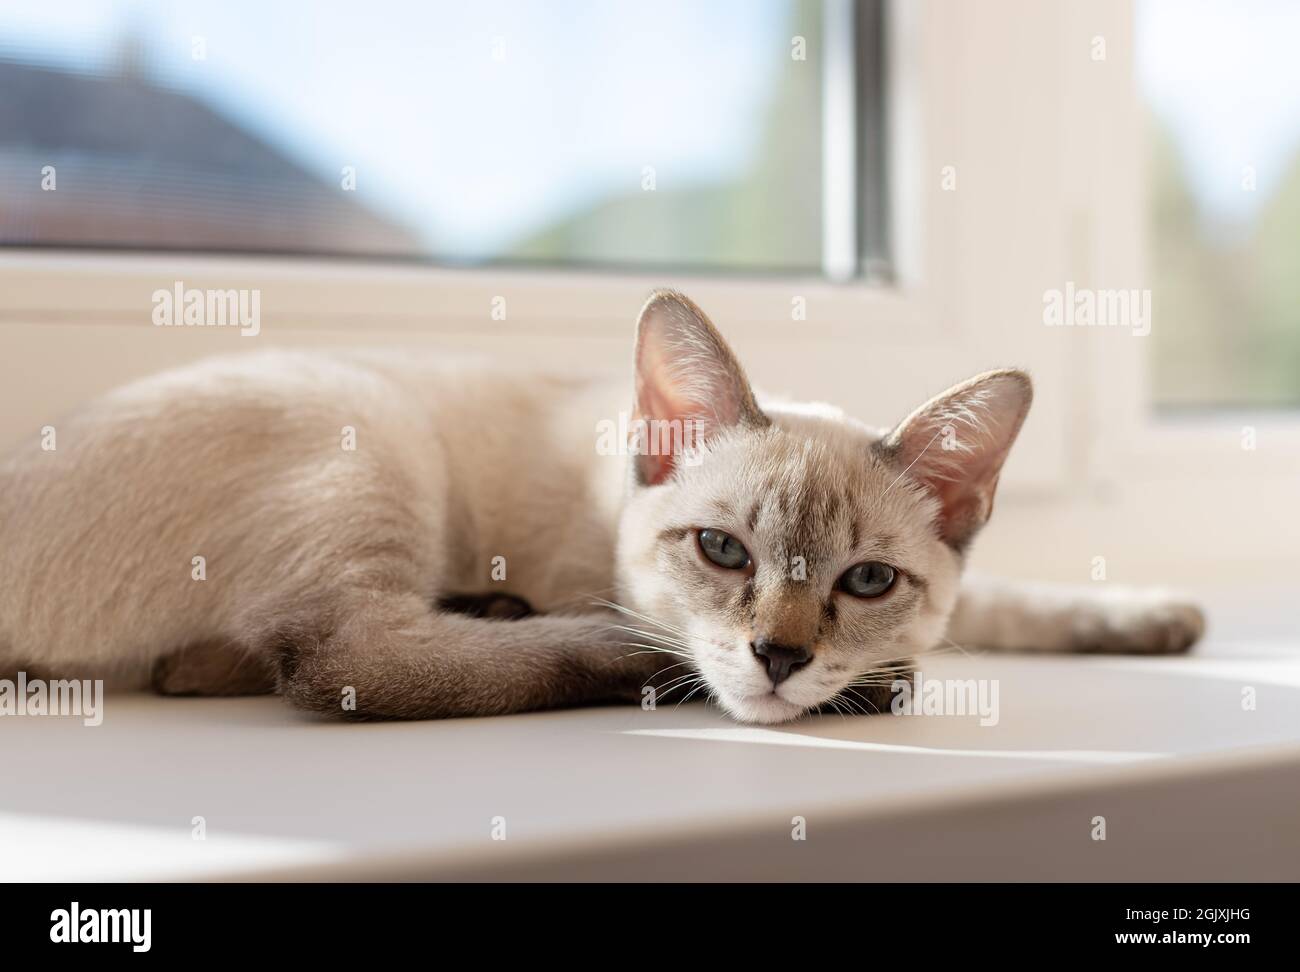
[0,1,948,342]
[0,0,1057,501]
[3,0,1291,505]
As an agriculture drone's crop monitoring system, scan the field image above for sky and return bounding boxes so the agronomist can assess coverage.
[2,0,1297,249]
[0,0,792,255]
[1137,0,1300,230]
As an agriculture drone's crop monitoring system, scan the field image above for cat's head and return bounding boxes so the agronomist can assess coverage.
[615,290,1032,724]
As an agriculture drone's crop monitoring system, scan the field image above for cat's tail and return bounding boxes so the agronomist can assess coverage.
[947,574,1205,655]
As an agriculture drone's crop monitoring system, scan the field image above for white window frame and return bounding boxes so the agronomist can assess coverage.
[0,3,949,344]
[1,0,1292,504]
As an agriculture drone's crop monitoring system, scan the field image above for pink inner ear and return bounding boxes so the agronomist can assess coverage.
[631,361,702,487]
[631,418,674,486]
[630,291,765,486]
[892,373,1031,546]
[922,465,1000,545]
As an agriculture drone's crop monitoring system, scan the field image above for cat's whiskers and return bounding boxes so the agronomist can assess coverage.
[676,678,712,707]
[589,597,692,639]
[621,658,696,689]
[840,686,883,715]
[908,638,979,661]
[841,693,870,717]
[549,584,623,615]
[846,673,905,684]
[615,640,692,660]
[820,695,849,720]
[647,659,695,677]
[657,671,706,696]
[657,674,708,704]
[608,624,693,652]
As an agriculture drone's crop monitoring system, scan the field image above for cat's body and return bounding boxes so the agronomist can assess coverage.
[0,350,639,703]
[0,292,1204,722]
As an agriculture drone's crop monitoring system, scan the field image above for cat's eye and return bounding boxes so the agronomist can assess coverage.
[839,561,896,598]
[697,529,751,570]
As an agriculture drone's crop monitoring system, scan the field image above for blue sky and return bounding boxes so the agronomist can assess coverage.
[1137,0,1300,230]
[2,0,1296,250]
[0,0,792,255]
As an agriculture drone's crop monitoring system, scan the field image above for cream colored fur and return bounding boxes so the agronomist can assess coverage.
[0,291,1204,722]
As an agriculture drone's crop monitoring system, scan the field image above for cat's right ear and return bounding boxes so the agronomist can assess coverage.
[632,290,767,486]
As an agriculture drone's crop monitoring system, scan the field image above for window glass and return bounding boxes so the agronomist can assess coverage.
[0,0,832,272]
[1140,0,1300,408]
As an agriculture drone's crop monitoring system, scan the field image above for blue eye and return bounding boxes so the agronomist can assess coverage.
[698,529,750,570]
[839,561,896,598]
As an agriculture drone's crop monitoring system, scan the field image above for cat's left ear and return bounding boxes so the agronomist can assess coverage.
[632,290,767,486]
[876,369,1032,549]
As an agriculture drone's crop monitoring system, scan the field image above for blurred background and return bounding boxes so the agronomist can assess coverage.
[0,0,1296,620]
[2,0,1298,404]
[0,1,826,267]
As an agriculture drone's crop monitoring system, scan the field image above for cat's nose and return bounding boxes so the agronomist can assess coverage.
[750,638,812,686]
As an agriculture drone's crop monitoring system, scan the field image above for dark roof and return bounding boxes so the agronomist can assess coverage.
[0,59,423,254]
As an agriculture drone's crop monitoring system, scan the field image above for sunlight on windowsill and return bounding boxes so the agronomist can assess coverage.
[620,727,1169,763]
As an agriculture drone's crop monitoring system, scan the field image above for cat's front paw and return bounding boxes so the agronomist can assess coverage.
[1073,594,1205,655]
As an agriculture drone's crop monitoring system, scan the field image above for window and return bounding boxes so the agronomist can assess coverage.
[1140,0,1300,409]
[0,0,886,277]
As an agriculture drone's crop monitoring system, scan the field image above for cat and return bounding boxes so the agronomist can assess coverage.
[0,290,1203,723]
